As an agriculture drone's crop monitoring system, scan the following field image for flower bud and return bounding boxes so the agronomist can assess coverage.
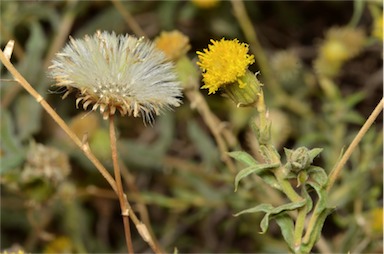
[223,70,262,107]
[286,147,312,172]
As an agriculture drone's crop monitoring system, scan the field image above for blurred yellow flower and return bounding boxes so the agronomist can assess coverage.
[372,13,383,41]
[314,26,365,77]
[43,236,74,254]
[155,30,191,61]
[191,0,220,9]
[197,38,255,94]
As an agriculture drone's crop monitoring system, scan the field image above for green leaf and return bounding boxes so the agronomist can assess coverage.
[228,151,258,167]
[235,199,306,234]
[259,172,283,191]
[188,120,220,169]
[234,203,274,217]
[302,187,313,213]
[0,111,25,173]
[342,111,364,125]
[14,95,42,141]
[300,208,333,253]
[284,148,294,160]
[345,91,366,107]
[118,113,176,169]
[307,166,328,188]
[275,214,295,252]
[234,163,280,191]
[308,148,323,162]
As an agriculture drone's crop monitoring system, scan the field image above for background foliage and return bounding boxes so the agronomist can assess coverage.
[1,1,382,253]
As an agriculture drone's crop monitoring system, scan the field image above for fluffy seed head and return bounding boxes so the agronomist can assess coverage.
[49,31,182,123]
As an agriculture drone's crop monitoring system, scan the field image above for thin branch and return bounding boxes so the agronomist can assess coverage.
[327,97,384,191]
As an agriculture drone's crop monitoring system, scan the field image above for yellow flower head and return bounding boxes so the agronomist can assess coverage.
[197,38,255,94]
[191,0,220,9]
[154,30,191,61]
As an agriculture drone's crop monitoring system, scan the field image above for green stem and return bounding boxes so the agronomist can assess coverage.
[293,205,307,252]
[274,167,302,203]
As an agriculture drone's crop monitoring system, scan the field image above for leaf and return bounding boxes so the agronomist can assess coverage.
[307,166,328,188]
[300,208,333,253]
[228,151,258,167]
[345,91,366,107]
[118,113,176,169]
[302,186,313,213]
[308,148,323,162]
[234,203,274,217]
[14,95,42,141]
[187,120,220,169]
[275,214,295,252]
[234,163,280,191]
[17,22,47,85]
[259,172,283,191]
[284,148,294,160]
[235,199,307,234]
[0,111,25,173]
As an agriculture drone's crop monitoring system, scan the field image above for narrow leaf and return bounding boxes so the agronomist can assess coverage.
[259,172,282,190]
[234,163,280,191]
[234,203,274,217]
[308,148,323,162]
[275,214,295,252]
[307,166,328,188]
[301,208,333,253]
[228,151,258,167]
[269,199,307,215]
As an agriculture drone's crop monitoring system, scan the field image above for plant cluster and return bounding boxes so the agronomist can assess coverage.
[1,1,382,253]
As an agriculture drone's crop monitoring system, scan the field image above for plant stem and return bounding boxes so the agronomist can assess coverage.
[293,205,307,251]
[327,97,384,191]
[109,115,134,254]
[0,49,118,193]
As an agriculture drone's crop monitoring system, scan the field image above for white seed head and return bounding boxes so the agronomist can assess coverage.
[49,31,182,123]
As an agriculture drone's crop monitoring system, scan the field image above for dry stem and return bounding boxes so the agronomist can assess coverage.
[109,115,134,253]
[327,97,384,191]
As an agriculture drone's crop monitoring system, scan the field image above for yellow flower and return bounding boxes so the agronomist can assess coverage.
[43,236,73,254]
[154,30,191,61]
[191,0,220,9]
[372,13,383,41]
[197,38,255,94]
[314,26,366,77]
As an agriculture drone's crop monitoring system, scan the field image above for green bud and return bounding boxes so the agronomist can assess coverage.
[223,70,262,107]
[287,147,312,172]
